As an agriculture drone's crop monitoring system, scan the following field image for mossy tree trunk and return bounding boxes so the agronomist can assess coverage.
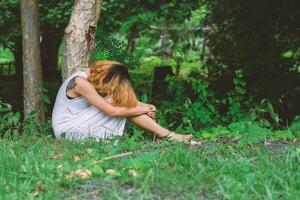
[61,0,102,80]
[20,0,45,121]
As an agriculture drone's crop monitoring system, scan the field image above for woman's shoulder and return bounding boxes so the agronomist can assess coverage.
[69,69,89,79]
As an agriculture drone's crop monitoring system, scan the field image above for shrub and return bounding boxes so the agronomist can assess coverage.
[0,101,21,138]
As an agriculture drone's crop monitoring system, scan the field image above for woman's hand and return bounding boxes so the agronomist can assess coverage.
[144,103,157,120]
[137,101,157,120]
[147,104,156,120]
[138,104,153,113]
[147,111,156,120]
[138,104,155,119]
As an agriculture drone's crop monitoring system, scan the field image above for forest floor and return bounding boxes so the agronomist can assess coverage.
[0,133,299,200]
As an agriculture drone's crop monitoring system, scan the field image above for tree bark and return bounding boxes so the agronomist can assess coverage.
[161,25,171,60]
[126,24,138,52]
[20,0,45,121]
[62,0,102,80]
[200,33,208,65]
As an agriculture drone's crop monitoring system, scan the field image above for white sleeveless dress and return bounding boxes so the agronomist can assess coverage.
[51,71,127,141]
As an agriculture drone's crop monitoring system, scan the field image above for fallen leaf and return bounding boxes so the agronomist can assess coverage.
[52,154,61,160]
[33,191,39,197]
[93,189,101,198]
[65,169,92,179]
[86,148,93,155]
[128,169,137,177]
[293,138,297,143]
[105,169,116,175]
[190,141,202,146]
[73,155,81,161]
[126,188,135,193]
[33,181,44,197]
[57,165,63,169]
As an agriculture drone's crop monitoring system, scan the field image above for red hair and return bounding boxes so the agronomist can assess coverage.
[87,60,138,108]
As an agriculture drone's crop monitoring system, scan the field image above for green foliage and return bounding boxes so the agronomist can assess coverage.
[0,0,72,50]
[148,68,299,143]
[0,101,21,138]
[185,5,209,27]
[0,47,14,62]
[120,11,157,33]
[162,71,245,130]
[140,56,161,68]
[289,116,300,136]
[249,99,280,128]
[203,0,300,119]
[221,70,247,122]
[0,0,20,49]
[38,0,72,26]
[93,36,140,69]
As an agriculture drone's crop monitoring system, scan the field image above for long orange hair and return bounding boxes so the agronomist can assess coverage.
[87,60,138,108]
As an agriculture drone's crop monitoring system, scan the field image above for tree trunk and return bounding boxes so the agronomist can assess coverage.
[41,24,64,81]
[161,25,171,60]
[126,24,138,52]
[200,35,207,64]
[62,0,102,80]
[20,0,45,121]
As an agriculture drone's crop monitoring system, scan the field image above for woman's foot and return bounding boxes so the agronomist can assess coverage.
[163,132,193,142]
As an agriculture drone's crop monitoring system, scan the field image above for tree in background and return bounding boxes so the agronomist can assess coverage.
[39,0,72,80]
[0,0,23,88]
[62,0,102,80]
[99,0,156,53]
[100,0,201,59]
[0,0,72,81]
[20,0,45,120]
[149,0,200,60]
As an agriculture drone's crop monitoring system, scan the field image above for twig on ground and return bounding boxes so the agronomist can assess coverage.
[84,151,133,169]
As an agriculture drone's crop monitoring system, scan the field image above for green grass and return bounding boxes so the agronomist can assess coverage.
[0,130,299,199]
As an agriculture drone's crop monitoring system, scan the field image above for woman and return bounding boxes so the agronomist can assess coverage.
[52,60,192,141]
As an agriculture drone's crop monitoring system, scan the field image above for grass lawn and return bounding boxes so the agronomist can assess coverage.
[0,131,299,200]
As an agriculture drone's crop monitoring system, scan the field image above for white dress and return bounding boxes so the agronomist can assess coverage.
[51,71,127,141]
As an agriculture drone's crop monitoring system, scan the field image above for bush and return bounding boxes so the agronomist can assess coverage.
[0,101,21,138]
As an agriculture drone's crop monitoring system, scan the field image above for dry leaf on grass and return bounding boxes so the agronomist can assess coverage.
[190,140,202,146]
[73,155,81,161]
[65,169,92,179]
[105,169,116,175]
[86,148,93,155]
[52,154,61,160]
[128,169,138,177]
[33,191,39,197]
[93,189,101,198]
[33,181,44,197]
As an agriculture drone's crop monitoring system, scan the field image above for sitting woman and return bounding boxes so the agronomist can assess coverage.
[52,60,192,141]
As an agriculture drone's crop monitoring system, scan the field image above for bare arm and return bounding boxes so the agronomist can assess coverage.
[74,77,151,117]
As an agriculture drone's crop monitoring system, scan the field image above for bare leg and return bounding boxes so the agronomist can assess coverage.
[128,114,192,141]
